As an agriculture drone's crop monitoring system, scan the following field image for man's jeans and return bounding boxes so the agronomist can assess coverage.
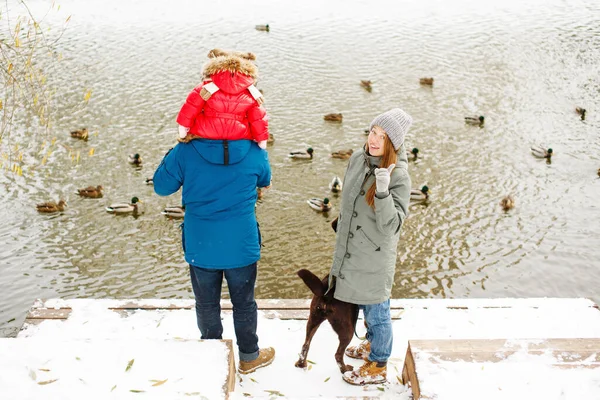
[361,299,393,363]
[189,263,259,362]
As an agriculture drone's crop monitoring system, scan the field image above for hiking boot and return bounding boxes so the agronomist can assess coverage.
[342,360,387,385]
[238,347,275,374]
[345,339,370,360]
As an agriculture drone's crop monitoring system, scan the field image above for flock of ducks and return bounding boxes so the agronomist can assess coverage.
[35,131,182,218]
[38,46,593,218]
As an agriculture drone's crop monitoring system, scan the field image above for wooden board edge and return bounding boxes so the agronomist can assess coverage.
[401,342,421,400]
[223,339,236,399]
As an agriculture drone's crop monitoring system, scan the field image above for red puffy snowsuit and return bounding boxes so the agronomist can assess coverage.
[176,52,269,142]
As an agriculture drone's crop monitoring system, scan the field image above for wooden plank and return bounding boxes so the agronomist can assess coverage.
[408,338,600,362]
[223,339,235,399]
[401,342,421,399]
[403,338,600,400]
[26,308,71,320]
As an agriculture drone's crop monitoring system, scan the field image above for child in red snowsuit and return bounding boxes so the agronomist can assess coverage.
[177,49,269,149]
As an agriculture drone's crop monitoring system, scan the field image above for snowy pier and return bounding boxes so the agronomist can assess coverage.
[2,298,599,399]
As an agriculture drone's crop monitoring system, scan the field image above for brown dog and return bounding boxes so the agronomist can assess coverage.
[294,269,359,373]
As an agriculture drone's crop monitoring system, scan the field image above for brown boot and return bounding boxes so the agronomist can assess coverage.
[238,347,275,374]
[344,339,370,360]
[342,360,387,385]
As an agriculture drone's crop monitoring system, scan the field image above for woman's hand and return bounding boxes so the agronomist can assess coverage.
[374,164,396,193]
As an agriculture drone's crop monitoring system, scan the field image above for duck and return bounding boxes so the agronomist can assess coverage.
[324,113,343,122]
[145,177,153,185]
[307,197,332,212]
[289,147,314,159]
[255,24,270,32]
[329,176,343,193]
[410,186,429,201]
[419,77,434,86]
[530,145,553,159]
[406,147,419,160]
[70,128,88,140]
[36,199,67,213]
[267,132,275,146]
[499,195,515,211]
[576,107,586,120]
[465,116,485,126]
[331,149,353,159]
[106,197,141,214]
[128,153,143,166]
[161,205,185,219]
[360,80,372,91]
[77,185,103,198]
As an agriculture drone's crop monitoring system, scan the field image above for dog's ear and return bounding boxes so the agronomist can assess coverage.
[297,269,325,297]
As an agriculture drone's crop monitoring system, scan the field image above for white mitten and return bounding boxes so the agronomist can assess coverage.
[374,164,396,193]
[178,125,189,139]
[257,140,267,149]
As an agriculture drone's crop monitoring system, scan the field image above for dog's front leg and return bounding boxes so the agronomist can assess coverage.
[295,313,325,369]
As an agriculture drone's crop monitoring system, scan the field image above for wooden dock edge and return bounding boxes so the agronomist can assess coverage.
[24,298,600,323]
[401,342,422,399]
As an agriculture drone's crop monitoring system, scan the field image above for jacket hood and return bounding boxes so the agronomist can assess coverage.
[191,139,251,165]
[203,52,258,79]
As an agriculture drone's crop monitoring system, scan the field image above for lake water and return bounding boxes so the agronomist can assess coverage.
[1,0,599,337]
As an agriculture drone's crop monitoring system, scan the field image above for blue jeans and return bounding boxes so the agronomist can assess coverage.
[360,299,393,363]
[189,263,259,362]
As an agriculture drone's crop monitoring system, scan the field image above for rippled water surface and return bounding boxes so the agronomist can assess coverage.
[1,0,599,336]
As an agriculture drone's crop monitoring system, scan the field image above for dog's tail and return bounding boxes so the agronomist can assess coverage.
[297,269,325,297]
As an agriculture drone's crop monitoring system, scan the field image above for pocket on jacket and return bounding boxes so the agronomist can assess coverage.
[180,222,186,252]
[257,222,262,247]
[357,229,379,251]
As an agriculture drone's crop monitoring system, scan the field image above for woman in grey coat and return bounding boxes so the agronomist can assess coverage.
[328,108,412,385]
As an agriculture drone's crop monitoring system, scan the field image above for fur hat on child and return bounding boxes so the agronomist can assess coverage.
[369,108,413,151]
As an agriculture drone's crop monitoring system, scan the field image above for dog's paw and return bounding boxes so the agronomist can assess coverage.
[341,364,354,373]
[295,360,307,369]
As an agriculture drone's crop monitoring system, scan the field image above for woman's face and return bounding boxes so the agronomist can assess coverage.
[368,125,387,156]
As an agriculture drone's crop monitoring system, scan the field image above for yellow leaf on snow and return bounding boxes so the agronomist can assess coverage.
[84,90,92,102]
[125,359,134,372]
[151,379,168,387]
[38,379,58,385]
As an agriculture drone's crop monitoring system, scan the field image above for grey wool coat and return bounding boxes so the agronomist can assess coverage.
[328,144,411,305]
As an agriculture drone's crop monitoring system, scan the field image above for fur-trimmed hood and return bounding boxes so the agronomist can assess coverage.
[203,48,258,78]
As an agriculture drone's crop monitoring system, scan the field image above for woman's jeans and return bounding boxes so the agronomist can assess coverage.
[361,299,393,363]
[189,263,259,362]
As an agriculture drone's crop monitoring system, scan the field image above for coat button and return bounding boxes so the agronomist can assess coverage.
[345,253,351,259]
[360,190,365,195]
[349,233,354,238]
[339,273,345,279]
[353,211,358,217]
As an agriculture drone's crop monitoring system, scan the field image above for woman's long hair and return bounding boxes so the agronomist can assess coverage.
[366,135,398,209]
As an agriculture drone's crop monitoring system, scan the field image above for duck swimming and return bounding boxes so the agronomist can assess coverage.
[289,148,314,160]
[70,128,88,140]
[465,116,485,126]
[36,199,67,213]
[419,77,434,86]
[307,197,332,212]
[77,185,103,198]
[324,113,343,122]
[329,176,343,193]
[410,186,429,202]
[106,197,141,214]
[128,153,143,166]
[499,195,515,211]
[530,145,553,159]
[161,205,185,219]
[331,149,353,159]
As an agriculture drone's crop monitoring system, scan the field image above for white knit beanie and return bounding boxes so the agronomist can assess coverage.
[369,108,413,151]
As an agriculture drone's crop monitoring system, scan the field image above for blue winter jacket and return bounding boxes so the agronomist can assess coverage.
[153,139,271,269]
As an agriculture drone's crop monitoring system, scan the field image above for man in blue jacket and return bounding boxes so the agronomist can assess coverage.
[153,138,274,374]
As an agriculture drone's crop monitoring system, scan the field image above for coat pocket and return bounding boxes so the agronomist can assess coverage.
[357,229,380,251]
